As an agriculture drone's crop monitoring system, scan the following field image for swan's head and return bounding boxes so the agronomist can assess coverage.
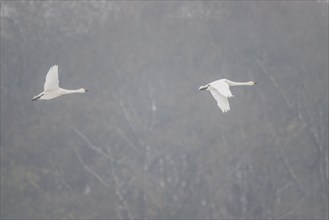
[250,81,257,85]
[199,85,209,91]
[80,88,88,92]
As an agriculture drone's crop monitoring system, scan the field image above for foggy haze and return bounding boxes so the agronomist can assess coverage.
[1,1,328,219]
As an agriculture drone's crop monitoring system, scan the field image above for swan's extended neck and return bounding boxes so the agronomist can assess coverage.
[61,88,86,94]
[199,85,210,90]
[225,80,255,86]
[32,92,44,101]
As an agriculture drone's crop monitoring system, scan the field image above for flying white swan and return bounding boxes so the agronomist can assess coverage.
[199,79,256,112]
[32,65,88,101]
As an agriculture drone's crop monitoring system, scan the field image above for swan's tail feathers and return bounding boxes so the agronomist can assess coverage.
[32,93,44,101]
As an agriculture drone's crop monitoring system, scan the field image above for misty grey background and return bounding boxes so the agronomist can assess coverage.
[1,1,328,219]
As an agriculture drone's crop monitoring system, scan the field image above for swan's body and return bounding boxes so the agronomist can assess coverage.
[199,79,256,112]
[32,65,87,101]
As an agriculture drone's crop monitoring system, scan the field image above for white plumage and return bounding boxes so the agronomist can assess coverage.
[32,65,87,101]
[199,79,256,112]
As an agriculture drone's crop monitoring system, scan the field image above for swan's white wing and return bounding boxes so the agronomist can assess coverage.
[209,86,230,112]
[210,80,233,98]
[44,65,59,91]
